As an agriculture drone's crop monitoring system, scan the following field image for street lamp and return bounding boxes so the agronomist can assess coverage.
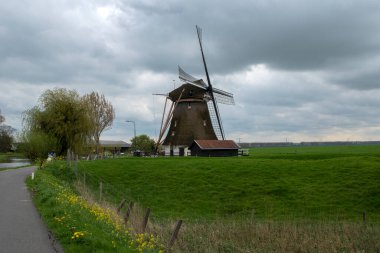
[126,120,136,149]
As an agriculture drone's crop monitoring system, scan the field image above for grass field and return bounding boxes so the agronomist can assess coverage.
[36,145,380,252]
[75,145,380,222]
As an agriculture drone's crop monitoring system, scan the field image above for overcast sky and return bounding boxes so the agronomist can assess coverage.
[1,0,380,143]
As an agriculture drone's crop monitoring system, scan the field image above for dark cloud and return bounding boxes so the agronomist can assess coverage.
[110,1,380,74]
[329,70,380,90]
[1,0,380,142]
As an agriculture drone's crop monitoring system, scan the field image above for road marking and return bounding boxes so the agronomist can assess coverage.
[19,200,31,202]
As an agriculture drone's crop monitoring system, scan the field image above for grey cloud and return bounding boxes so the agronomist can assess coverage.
[109,0,380,99]
[330,70,380,90]
[2,0,380,142]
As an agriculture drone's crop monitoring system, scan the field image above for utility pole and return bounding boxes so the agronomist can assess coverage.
[126,120,136,150]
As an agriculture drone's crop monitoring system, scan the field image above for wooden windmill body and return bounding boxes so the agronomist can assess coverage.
[157,26,235,156]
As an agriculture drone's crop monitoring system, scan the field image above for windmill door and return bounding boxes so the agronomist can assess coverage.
[179,147,185,156]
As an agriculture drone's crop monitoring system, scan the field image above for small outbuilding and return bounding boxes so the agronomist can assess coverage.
[99,140,131,154]
[189,140,240,157]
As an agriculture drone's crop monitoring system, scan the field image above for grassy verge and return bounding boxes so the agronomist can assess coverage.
[27,167,164,253]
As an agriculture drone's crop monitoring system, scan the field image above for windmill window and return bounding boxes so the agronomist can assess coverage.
[187,102,191,109]
[203,120,207,126]
[174,120,177,127]
[189,90,193,96]
[171,131,175,136]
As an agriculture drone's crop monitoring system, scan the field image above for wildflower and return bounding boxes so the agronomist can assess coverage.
[71,231,85,240]
[54,216,65,223]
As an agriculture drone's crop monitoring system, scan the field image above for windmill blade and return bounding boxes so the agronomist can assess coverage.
[213,88,235,105]
[157,89,186,146]
[207,101,224,140]
[196,25,212,88]
[178,66,198,83]
[196,25,202,47]
[196,25,225,139]
[178,66,207,89]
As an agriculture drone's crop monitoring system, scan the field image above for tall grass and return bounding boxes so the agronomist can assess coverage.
[172,219,380,252]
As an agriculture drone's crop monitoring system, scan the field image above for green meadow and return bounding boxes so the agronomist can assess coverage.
[32,145,380,252]
[76,145,380,222]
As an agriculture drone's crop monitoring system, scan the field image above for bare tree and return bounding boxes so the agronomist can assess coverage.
[83,92,115,153]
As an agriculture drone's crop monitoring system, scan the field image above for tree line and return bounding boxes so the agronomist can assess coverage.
[21,88,115,164]
[2,87,157,163]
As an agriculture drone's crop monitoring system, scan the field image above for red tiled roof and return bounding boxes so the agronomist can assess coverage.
[191,140,240,150]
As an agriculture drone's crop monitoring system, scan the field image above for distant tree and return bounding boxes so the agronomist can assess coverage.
[0,111,15,152]
[22,88,92,155]
[0,125,15,152]
[130,134,155,154]
[83,91,115,153]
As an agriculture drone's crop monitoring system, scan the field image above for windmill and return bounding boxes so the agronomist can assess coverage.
[156,26,235,156]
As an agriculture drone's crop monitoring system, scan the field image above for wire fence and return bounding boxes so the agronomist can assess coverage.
[69,162,183,251]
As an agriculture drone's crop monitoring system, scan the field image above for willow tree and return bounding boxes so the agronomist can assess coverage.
[23,88,92,156]
[18,131,57,168]
[83,91,115,153]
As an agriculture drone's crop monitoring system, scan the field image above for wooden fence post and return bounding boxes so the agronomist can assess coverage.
[99,182,103,201]
[167,220,183,251]
[117,199,126,214]
[363,209,366,224]
[141,208,150,233]
[73,154,78,176]
[71,150,74,168]
[67,149,71,166]
[124,202,134,224]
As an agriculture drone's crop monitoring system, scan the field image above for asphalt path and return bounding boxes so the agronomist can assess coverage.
[0,167,63,253]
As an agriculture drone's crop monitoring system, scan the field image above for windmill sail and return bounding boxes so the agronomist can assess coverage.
[196,25,225,140]
[178,66,208,89]
[178,66,199,83]
[207,101,224,140]
[213,88,235,105]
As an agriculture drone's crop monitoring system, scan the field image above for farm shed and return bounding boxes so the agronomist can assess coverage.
[189,140,240,157]
[99,140,131,154]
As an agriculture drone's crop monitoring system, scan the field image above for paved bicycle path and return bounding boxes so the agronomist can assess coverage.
[0,166,63,253]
